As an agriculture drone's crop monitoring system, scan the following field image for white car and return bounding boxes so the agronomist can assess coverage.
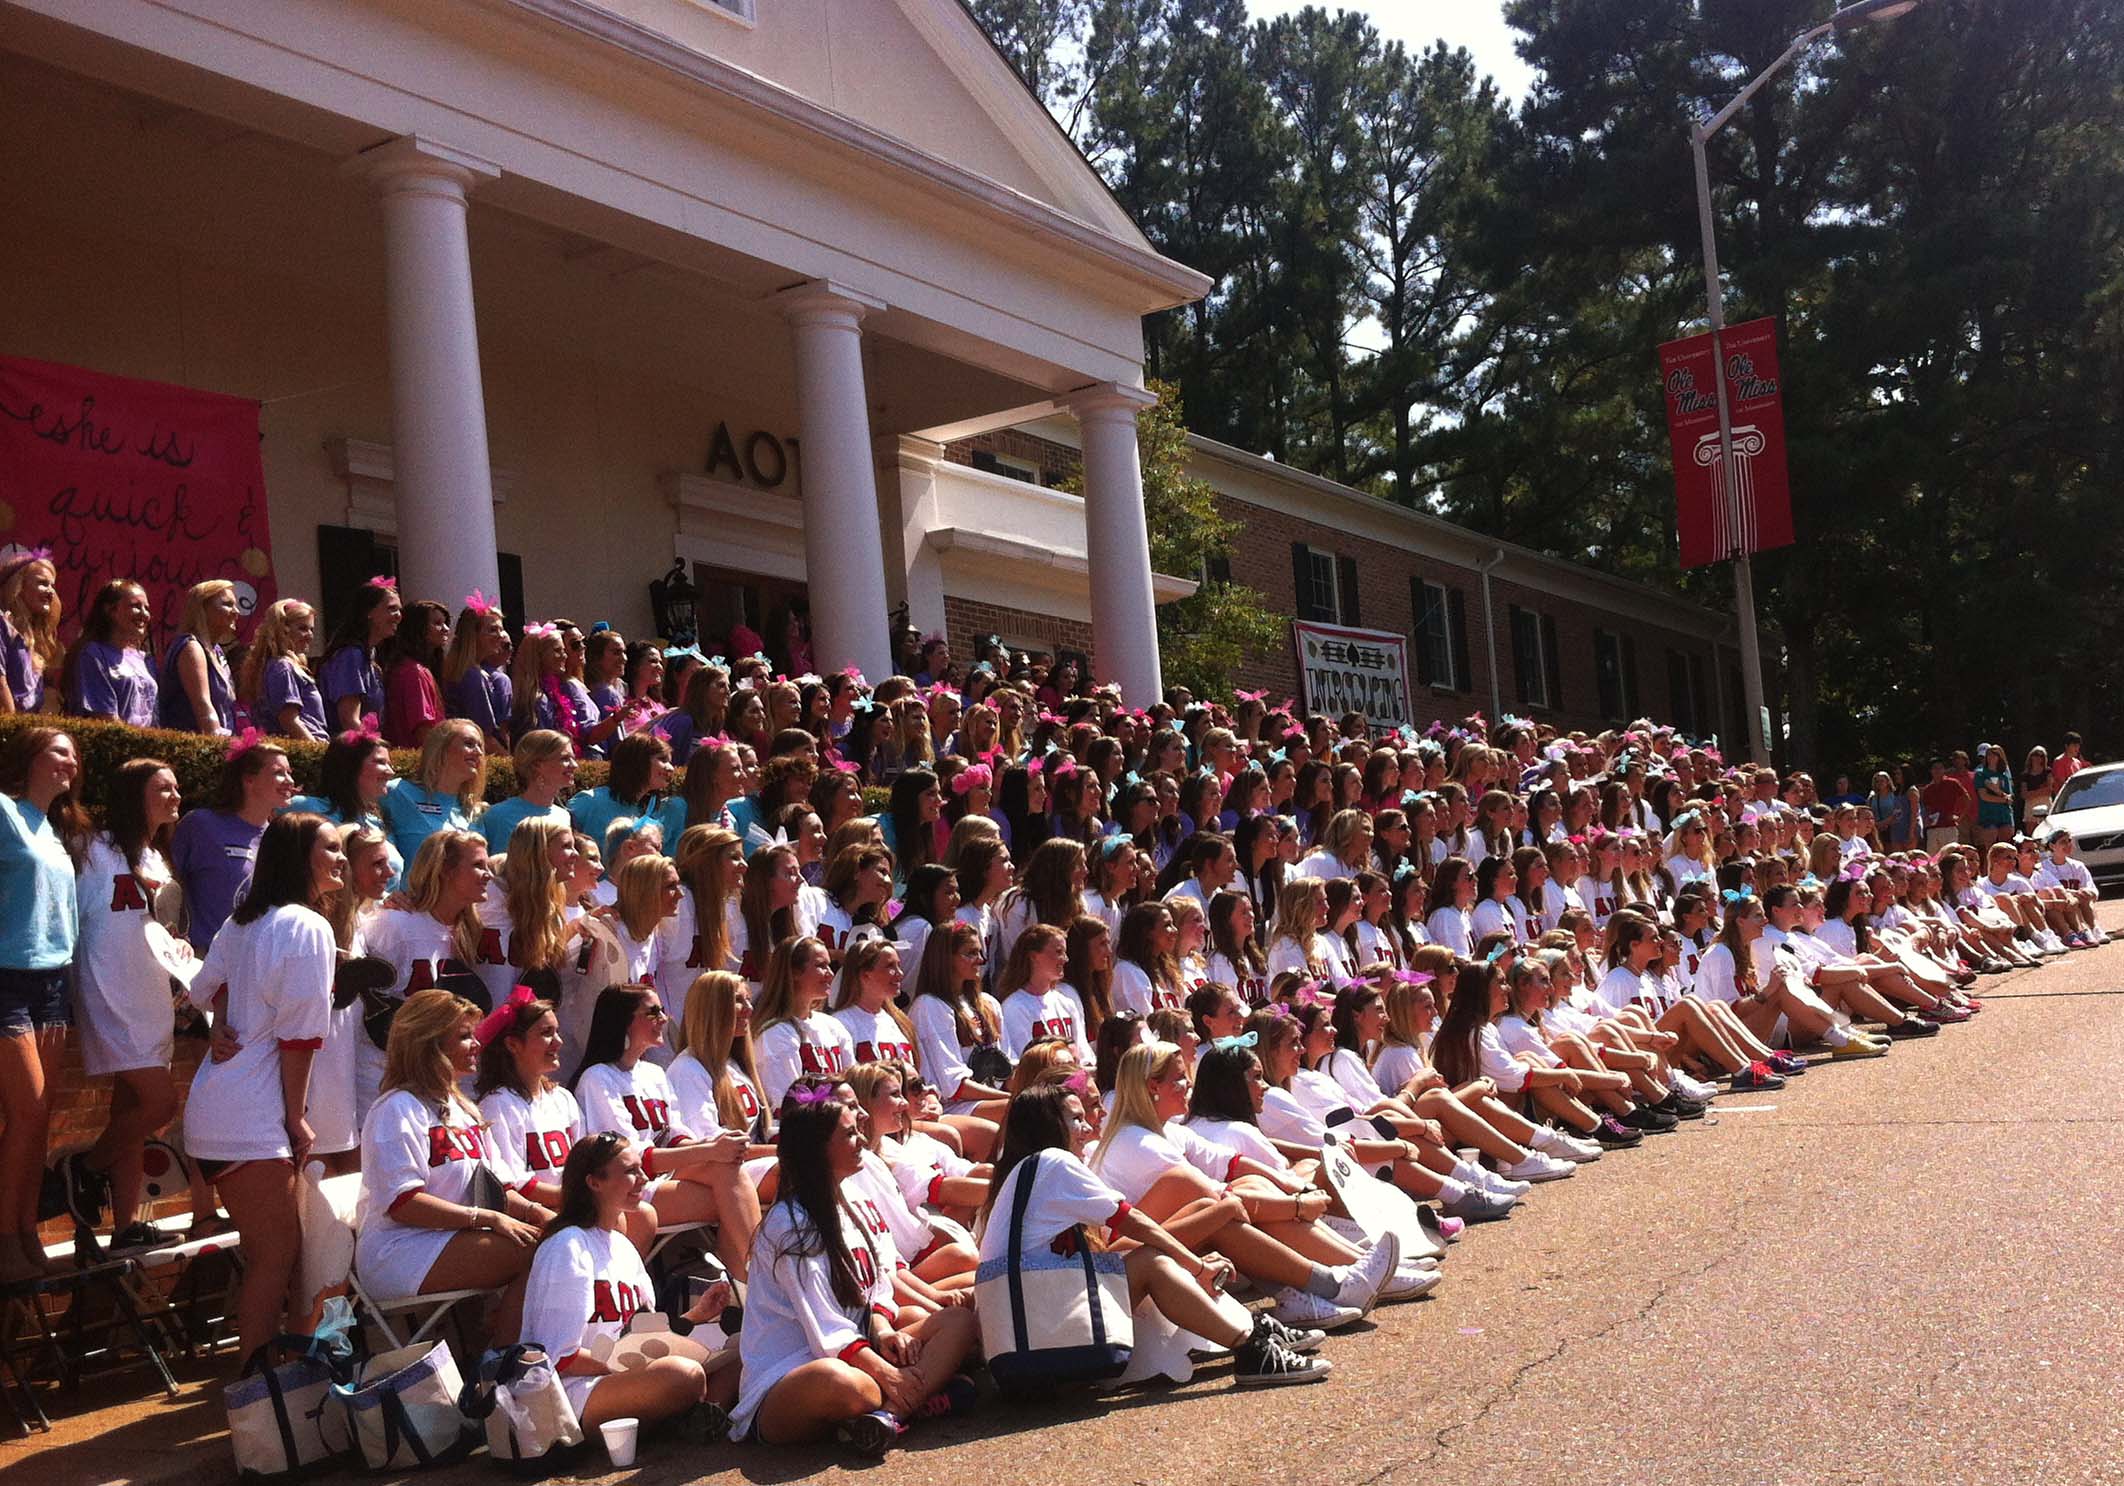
[2037,762,2124,892]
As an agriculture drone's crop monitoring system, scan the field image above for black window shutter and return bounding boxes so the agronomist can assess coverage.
[1290,543,1311,619]
[1541,612,1562,711]
[498,552,526,639]
[1448,588,1470,693]
[316,524,396,644]
[1622,634,1639,718]
[1667,650,1691,732]
[1507,604,1527,703]
[1336,555,1360,627]
[1410,579,1433,686]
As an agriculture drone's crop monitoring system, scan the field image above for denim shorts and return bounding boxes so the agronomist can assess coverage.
[0,965,70,1036]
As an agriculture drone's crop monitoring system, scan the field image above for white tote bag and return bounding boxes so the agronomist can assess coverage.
[458,1344,583,1463]
[224,1339,354,1480]
[332,1339,476,1471]
[974,1152,1133,1393]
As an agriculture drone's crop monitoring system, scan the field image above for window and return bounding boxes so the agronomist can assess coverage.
[1290,544,1360,625]
[1411,578,1470,692]
[1668,649,1711,735]
[1595,629,1637,720]
[691,0,757,22]
[971,449,1040,485]
[1509,604,1562,710]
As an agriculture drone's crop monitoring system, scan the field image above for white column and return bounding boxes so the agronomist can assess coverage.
[1071,383,1163,706]
[780,280,894,683]
[351,136,502,606]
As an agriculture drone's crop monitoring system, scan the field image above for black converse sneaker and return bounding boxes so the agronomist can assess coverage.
[1234,1315,1333,1387]
[59,1152,109,1230]
[1253,1312,1327,1355]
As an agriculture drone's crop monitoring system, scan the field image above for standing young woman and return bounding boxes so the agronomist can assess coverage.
[288,729,404,889]
[0,549,62,714]
[731,1087,980,1454]
[170,739,296,953]
[510,625,578,742]
[654,825,745,1030]
[356,989,545,1334]
[472,818,587,1025]
[178,811,342,1353]
[829,938,917,1066]
[157,580,241,735]
[64,579,159,727]
[668,971,776,1172]
[1972,744,2017,850]
[569,984,761,1279]
[381,599,450,749]
[0,730,83,1279]
[358,829,491,1118]
[442,597,515,752]
[477,730,576,852]
[321,578,402,731]
[474,991,583,1212]
[241,599,330,741]
[569,733,684,858]
[313,824,394,1174]
[381,719,487,869]
[996,923,1091,1064]
[63,759,188,1249]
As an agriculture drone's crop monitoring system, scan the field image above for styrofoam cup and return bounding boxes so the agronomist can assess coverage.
[599,1418,640,1468]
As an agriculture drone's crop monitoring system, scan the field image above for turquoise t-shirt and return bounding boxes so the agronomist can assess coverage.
[568,787,686,857]
[380,781,473,871]
[480,796,572,853]
[0,792,77,969]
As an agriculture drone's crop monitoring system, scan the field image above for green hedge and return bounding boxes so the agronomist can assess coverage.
[0,714,890,823]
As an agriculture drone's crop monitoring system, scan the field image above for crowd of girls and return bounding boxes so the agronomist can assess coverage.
[0,577,2107,1457]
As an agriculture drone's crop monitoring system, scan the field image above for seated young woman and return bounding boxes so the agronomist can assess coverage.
[570,984,761,1279]
[354,989,548,1338]
[841,1064,980,1299]
[1591,911,1791,1091]
[519,1132,736,1444]
[1430,957,1638,1153]
[1757,886,1945,1041]
[1089,1040,1398,1332]
[979,1077,1331,1387]
[730,1082,980,1456]
[666,970,780,1201]
[1819,877,1973,1014]
[905,921,1012,1128]
[1687,902,1886,1062]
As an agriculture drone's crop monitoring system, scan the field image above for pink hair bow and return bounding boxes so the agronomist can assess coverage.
[1392,969,1436,988]
[839,665,867,685]
[463,589,498,615]
[832,758,862,775]
[337,716,383,748]
[225,726,267,759]
[363,575,397,591]
[1234,688,1268,703]
[1049,756,1079,780]
[473,984,537,1047]
[523,621,557,639]
[950,764,994,795]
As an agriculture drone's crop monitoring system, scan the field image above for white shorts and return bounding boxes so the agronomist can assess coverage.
[75,973,174,1077]
[354,1218,455,1302]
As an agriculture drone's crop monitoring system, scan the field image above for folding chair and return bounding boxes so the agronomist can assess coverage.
[647,1220,714,1264]
[1,1258,181,1420]
[304,1168,484,1352]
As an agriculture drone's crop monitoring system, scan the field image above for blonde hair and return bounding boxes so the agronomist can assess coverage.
[324,822,388,950]
[402,828,486,962]
[829,938,916,1041]
[752,934,828,1040]
[509,728,573,785]
[416,719,488,812]
[440,606,496,687]
[239,599,315,708]
[1271,879,1325,947]
[1007,1038,1076,1095]
[177,580,237,645]
[675,970,762,1130]
[1092,1041,1183,1167]
[501,817,574,973]
[614,853,677,941]
[509,629,566,735]
[0,557,62,676]
[382,987,484,1116]
[673,825,742,975]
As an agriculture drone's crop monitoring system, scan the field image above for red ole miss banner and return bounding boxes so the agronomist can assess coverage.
[0,354,276,637]
[1657,317,1795,568]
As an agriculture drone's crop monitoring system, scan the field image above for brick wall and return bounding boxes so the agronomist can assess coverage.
[941,430,1082,490]
[36,1037,210,1245]
[944,594,1093,667]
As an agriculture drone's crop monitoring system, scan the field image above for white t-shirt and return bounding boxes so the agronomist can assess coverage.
[1474,1022,1529,1092]
[1204,951,1267,1006]
[846,1149,929,1265]
[1111,960,1182,1017]
[1001,986,1087,1062]
[1081,889,1125,939]
[1540,879,1585,933]
[74,836,178,1076]
[1694,942,1744,1004]
[1576,874,1619,929]
[668,1051,769,1142]
[651,887,737,1033]
[1372,1040,1426,1097]
[1265,933,1325,980]
[1813,917,1861,959]
[1494,1014,1563,1066]
[1289,849,1351,883]
[354,1089,506,1298]
[910,991,1004,1105]
[1350,919,1397,970]
[2036,857,2093,893]
[813,901,885,958]
[733,1200,893,1437]
[477,1083,583,1192]
[1470,897,1517,944]
[1424,907,1472,956]
[1183,1115,1286,1170]
[880,1129,976,1214]
[355,908,463,1113]
[1324,1046,1386,1111]
[1090,1119,1235,1203]
[833,1003,917,1067]
[182,904,335,1161]
[973,1148,1126,1260]
[519,1224,655,1414]
[1591,964,1653,1017]
[755,1012,856,1108]
[1257,1085,1330,1146]
[575,1058,698,1154]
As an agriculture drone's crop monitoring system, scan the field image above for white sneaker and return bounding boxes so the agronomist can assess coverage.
[1475,1167,1532,1199]
[1330,1230,1400,1315]
[1378,1264,1443,1302]
[1671,1070,1719,1101]
[1500,1150,1576,1183]
[1270,1288,1363,1331]
[1532,1126,1602,1164]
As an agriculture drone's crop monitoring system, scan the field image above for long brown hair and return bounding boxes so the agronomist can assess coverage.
[910,920,999,1047]
[0,727,90,841]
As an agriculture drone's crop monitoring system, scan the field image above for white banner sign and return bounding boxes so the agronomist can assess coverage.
[1293,620,1412,731]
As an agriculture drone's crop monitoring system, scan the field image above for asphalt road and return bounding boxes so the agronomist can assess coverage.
[20,907,2124,1485]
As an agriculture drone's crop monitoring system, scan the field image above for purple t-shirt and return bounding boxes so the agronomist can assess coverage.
[321,645,383,721]
[157,634,235,734]
[0,615,43,712]
[447,664,512,740]
[68,641,158,728]
[261,657,330,741]
[169,808,265,952]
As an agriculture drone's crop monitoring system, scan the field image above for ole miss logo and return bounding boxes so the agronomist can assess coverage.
[524,1129,572,1172]
[589,1278,643,1326]
[426,1124,489,1167]
[621,1095,670,1134]
[109,873,149,914]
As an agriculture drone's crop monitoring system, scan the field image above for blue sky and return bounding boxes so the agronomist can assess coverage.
[1245,1,1537,99]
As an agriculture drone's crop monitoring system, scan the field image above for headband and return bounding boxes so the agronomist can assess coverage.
[1211,1031,1259,1052]
[473,984,538,1047]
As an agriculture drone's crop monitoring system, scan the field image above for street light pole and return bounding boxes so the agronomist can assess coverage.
[1688,0,1925,766]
